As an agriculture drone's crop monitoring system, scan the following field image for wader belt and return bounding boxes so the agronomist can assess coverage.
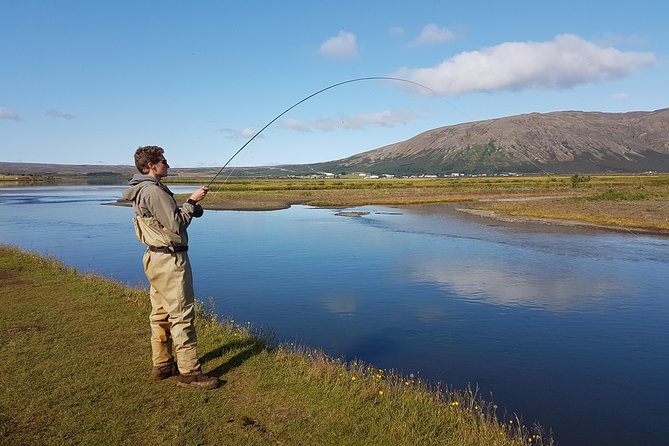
[148,246,188,254]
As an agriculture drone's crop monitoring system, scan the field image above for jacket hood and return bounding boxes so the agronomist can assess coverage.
[121,174,159,201]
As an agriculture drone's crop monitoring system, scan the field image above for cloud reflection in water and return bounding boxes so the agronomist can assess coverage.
[323,293,358,316]
[408,259,625,311]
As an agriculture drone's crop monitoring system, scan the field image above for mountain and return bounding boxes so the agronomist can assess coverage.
[311,108,669,175]
[3,109,668,179]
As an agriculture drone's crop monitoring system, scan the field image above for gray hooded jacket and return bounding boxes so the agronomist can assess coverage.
[122,174,198,249]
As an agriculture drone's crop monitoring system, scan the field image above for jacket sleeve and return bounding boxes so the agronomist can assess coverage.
[142,185,196,235]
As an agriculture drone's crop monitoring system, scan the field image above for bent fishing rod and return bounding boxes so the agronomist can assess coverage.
[204,76,435,189]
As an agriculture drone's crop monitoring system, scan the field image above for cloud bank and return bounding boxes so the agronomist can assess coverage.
[394,34,655,95]
[46,110,77,119]
[320,31,358,58]
[0,107,19,120]
[280,109,417,133]
[218,127,260,140]
[409,24,455,47]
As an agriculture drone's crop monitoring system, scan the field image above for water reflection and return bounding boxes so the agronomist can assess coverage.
[411,305,449,323]
[322,293,359,316]
[408,259,623,311]
[1,186,668,446]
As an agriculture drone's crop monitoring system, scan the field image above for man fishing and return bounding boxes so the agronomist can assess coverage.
[122,145,219,390]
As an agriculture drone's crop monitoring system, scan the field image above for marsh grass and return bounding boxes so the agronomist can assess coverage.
[473,176,669,232]
[169,174,669,233]
[1,246,553,446]
[187,176,582,210]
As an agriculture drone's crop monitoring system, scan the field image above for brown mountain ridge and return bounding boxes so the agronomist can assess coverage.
[3,108,668,179]
[312,108,669,175]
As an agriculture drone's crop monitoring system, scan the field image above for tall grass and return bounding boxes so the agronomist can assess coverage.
[1,245,553,446]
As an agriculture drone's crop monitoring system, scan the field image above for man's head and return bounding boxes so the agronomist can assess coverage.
[134,146,169,175]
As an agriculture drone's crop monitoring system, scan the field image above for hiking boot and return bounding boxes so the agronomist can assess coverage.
[151,362,178,381]
[176,373,220,390]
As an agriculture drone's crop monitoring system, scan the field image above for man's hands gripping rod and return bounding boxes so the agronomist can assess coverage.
[188,186,208,218]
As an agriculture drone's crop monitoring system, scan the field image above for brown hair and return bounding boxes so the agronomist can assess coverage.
[134,146,164,174]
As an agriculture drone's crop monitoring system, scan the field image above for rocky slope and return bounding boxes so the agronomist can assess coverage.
[313,108,669,175]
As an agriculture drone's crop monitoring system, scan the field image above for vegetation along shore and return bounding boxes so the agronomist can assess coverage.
[162,174,669,236]
[1,246,553,445]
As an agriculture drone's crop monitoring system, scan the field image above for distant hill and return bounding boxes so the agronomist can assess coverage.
[0,163,135,178]
[0,162,308,182]
[3,108,668,179]
[312,108,669,175]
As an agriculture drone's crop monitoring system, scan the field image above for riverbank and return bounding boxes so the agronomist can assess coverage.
[0,246,552,446]
[170,175,668,236]
[455,202,669,237]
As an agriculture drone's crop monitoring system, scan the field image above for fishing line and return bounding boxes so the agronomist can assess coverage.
[205,76,436,191]
[203,76,650,238]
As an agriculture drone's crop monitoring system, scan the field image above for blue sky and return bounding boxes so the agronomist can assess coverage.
[1,0,667,168]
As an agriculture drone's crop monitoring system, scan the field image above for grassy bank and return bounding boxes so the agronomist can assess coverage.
[179,174,669,234]
[192,176,579,210]
[0,246,552,445]
[469,175,669,233]
[0,174,57,183]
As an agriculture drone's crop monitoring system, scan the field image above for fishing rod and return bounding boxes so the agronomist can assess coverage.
[205,76,435,189]
[201,76,647,238]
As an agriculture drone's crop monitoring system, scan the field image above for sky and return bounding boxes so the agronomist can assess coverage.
[1,0,667,168]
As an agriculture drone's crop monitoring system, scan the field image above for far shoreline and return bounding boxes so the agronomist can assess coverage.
[111,197,669,238]
[449,202,669,238]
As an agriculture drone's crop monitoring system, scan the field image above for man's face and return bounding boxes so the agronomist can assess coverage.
[148,157,169,178]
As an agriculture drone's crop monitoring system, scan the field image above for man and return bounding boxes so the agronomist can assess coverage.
[122,145,219,390]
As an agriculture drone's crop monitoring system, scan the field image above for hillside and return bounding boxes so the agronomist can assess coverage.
[313,108,669,175]
[3,108,668,179]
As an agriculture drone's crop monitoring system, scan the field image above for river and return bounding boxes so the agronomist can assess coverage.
[1,184,667,446]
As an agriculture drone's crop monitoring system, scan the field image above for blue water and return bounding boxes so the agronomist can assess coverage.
[1,185,668,446]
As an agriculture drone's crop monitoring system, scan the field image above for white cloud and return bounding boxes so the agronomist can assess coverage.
[389,26,406,37]
[46,110,76,119]
[611,92,630,101]
[0,107,19,120]
[281,109,417,132]
[320,31,358,58]
[218,127,261,140]
[393,34,655,95]
[600,32,646,48]
[409,24,455,47]
[280,118,311,133]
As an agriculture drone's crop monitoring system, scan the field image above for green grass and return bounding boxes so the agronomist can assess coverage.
[1,245,552,446]
[166,175,669,233]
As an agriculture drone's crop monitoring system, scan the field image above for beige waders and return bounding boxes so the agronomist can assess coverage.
[128,211,202,375]
[142,249,201,374]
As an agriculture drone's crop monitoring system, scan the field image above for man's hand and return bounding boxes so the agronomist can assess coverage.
[189,187,209,203]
